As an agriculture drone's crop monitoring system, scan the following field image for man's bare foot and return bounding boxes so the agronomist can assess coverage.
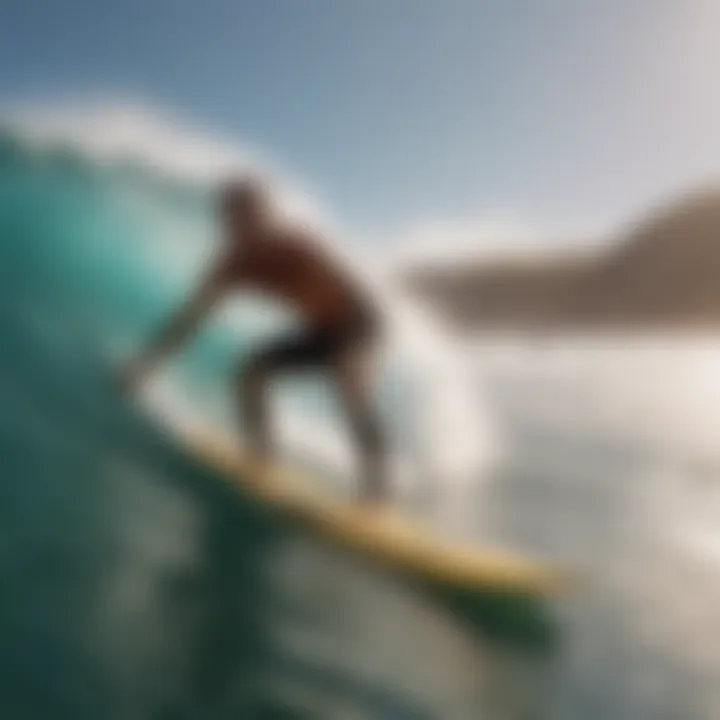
[356,498,392,521]
[243,449,280,493]
[245,450,270,474]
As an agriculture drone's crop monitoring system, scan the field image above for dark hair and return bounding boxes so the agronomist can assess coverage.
[218,175,269,211]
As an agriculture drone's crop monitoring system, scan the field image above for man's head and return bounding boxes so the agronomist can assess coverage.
[218,176,271,234]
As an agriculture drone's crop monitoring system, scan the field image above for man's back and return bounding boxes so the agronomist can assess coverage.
[219,226,371,329]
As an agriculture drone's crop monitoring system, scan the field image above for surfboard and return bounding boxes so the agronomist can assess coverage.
[181,429,570,597]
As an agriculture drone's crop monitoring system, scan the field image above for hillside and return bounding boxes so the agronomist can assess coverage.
[404,189,720,331]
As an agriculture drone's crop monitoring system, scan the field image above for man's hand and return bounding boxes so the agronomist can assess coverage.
[114,261,225,397]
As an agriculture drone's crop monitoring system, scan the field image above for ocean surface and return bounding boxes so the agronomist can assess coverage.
[1,121,720,719]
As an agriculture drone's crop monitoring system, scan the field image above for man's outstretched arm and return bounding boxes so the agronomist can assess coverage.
[121,265,227,388]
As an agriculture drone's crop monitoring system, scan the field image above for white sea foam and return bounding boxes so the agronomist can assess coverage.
[5,98,498,506]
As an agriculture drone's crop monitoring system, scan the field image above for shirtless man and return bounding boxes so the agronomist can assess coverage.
[121,177,387,505]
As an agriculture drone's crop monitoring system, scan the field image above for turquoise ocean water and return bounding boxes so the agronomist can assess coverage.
[3,123,720,719]
[0,128,554,720]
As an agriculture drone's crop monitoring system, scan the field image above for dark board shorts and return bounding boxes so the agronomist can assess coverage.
[248,305,381,372]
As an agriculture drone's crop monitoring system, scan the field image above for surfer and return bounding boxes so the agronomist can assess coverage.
[119,177,387,505]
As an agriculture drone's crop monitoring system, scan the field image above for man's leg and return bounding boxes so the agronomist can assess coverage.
[236,329,331,459]
[333,347,387,505]
[238,327,387,503]
[238,354,273,459]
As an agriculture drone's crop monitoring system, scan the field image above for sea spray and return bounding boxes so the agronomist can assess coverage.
[3,102,498,522]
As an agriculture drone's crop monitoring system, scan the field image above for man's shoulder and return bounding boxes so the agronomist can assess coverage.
[270,222,324,258]
[272,220,316,244]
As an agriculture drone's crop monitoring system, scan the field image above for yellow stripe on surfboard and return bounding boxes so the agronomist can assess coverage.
[182,430,571,596]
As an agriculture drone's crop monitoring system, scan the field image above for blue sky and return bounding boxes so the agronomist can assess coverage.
[2,0,719,243]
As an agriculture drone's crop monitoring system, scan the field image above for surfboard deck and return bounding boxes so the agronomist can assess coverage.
[182,429,571,597]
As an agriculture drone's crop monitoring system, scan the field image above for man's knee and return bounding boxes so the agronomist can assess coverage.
[351,406,385,456]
